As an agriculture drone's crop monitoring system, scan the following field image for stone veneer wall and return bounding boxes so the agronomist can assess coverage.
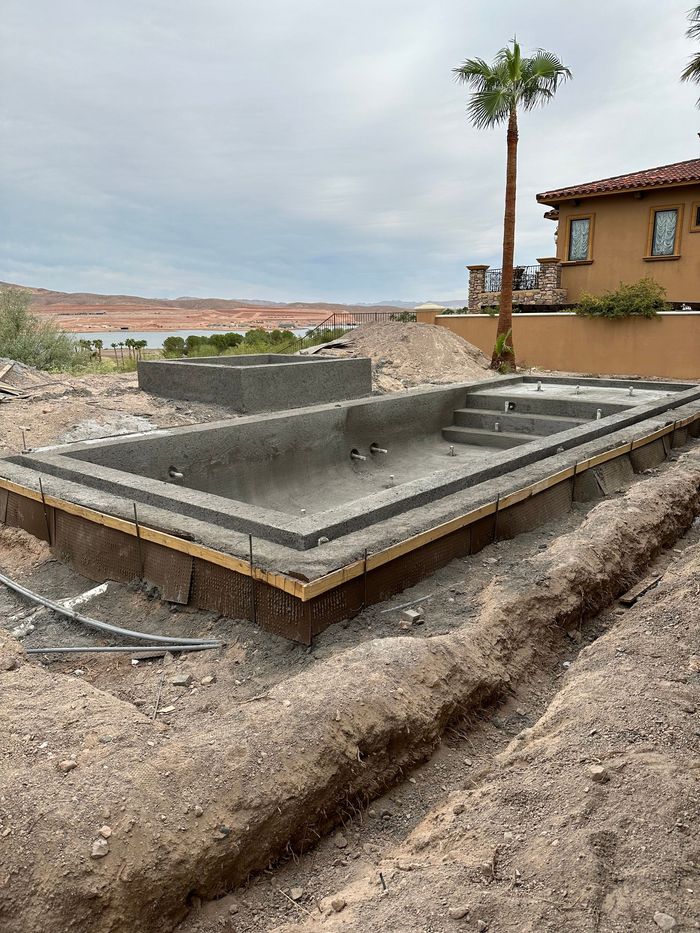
[467,258,566,311]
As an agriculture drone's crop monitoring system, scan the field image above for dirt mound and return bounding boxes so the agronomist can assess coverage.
[316,322,491,392]
[0,527,50,576]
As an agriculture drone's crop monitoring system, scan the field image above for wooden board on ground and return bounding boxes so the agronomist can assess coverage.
[619,574,662,606]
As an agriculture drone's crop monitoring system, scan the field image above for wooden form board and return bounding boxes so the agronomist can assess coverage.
[1,411,697,603]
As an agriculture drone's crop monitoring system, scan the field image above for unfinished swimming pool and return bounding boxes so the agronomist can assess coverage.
[2,374,699,642]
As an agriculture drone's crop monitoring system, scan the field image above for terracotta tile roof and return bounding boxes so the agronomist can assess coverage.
[537,158,700,204]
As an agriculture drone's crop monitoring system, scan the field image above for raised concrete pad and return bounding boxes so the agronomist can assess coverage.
[137,353,373,413]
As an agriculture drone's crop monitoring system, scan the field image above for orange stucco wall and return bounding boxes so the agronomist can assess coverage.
[554,184,700,304]
[430,312,700,380]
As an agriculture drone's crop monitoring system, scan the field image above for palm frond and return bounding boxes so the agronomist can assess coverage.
[681,50,700,81]
[520,50,572,109]
[466,88,512,128]
[454,40,570,130]
[453,57,497,91]
[687,4,700,40]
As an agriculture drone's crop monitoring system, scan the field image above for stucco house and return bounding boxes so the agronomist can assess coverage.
[467,157,700,311]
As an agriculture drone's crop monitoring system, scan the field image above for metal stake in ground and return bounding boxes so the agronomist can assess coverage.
[362,548,368,609]
[38,477,52,545]
[133,502,145,579]
[248,534,257,623]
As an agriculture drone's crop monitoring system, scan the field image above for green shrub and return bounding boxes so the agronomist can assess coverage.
[575,278,669,319]
[0,287,78,370]
[162,335,186,357]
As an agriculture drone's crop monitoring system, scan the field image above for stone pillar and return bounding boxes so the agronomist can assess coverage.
[466,265,489,311]
[536,257,561,294]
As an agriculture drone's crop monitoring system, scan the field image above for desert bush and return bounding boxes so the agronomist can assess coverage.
[162,336,186,357]
[0,287,78,370]
[575,278,669,319]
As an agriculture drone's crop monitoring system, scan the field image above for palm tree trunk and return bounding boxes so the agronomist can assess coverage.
[493,106,518,370]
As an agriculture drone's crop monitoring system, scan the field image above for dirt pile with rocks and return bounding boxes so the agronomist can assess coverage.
[316,322,492,392]
[1,451,698,933]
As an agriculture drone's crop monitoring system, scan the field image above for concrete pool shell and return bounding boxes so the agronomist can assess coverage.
[2,374,700,643]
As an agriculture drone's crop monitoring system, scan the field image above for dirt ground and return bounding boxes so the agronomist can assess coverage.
[0,361,231,456]
[0,352,699,933]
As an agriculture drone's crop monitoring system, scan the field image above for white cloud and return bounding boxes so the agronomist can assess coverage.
[1,0,698,301]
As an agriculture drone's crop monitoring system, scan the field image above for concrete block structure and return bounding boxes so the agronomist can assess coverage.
[138,354,372,413]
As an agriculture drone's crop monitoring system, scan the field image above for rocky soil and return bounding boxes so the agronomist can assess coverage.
[0,362,231,455]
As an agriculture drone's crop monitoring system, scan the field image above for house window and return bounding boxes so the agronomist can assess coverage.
[650,208,678,256]
[690,201,700,233]
[567,216,592,261]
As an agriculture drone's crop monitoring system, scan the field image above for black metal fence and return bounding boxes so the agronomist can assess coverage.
[281,309,416,353]
[484,265,539,293]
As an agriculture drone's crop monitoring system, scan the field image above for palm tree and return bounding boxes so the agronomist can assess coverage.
[454,40,571,370]
[681,5,700,104]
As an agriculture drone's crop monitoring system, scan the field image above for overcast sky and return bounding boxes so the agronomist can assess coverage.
[1,1,698,303]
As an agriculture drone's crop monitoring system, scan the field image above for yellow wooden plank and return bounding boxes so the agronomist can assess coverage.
[2,407,698,605]
[0,476,307,597]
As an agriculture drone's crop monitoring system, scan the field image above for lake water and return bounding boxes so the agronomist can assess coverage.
[71,328,307,349]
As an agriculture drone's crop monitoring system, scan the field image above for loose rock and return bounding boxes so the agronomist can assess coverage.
[333,832,348,849]
[91,838,109,859]
[588,765,609,784]
[330,897,347,913]
[448,905,470,920]
[653,912,677,931]
[401,608,425,625]
[58,759,77,773]
[289,887,303,902]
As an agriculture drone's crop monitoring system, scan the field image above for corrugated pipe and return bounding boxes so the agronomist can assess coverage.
[0,570,221,648]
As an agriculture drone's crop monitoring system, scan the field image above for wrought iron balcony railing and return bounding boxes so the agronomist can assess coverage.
[484,265,540,293]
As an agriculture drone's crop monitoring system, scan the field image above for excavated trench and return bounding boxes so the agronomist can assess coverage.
[1,448,699,933]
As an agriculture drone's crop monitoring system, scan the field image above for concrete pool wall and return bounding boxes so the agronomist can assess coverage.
[1,373,699,643]
[137,353,373,412]
[10,375,700,551]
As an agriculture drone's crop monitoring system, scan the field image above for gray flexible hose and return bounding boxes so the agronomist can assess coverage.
[25,644,217,654]
[0,570,221,647]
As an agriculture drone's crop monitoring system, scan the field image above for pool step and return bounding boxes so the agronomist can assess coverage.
[441,425,533,449]
[463,393,629,419]
[453,408,585,435]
